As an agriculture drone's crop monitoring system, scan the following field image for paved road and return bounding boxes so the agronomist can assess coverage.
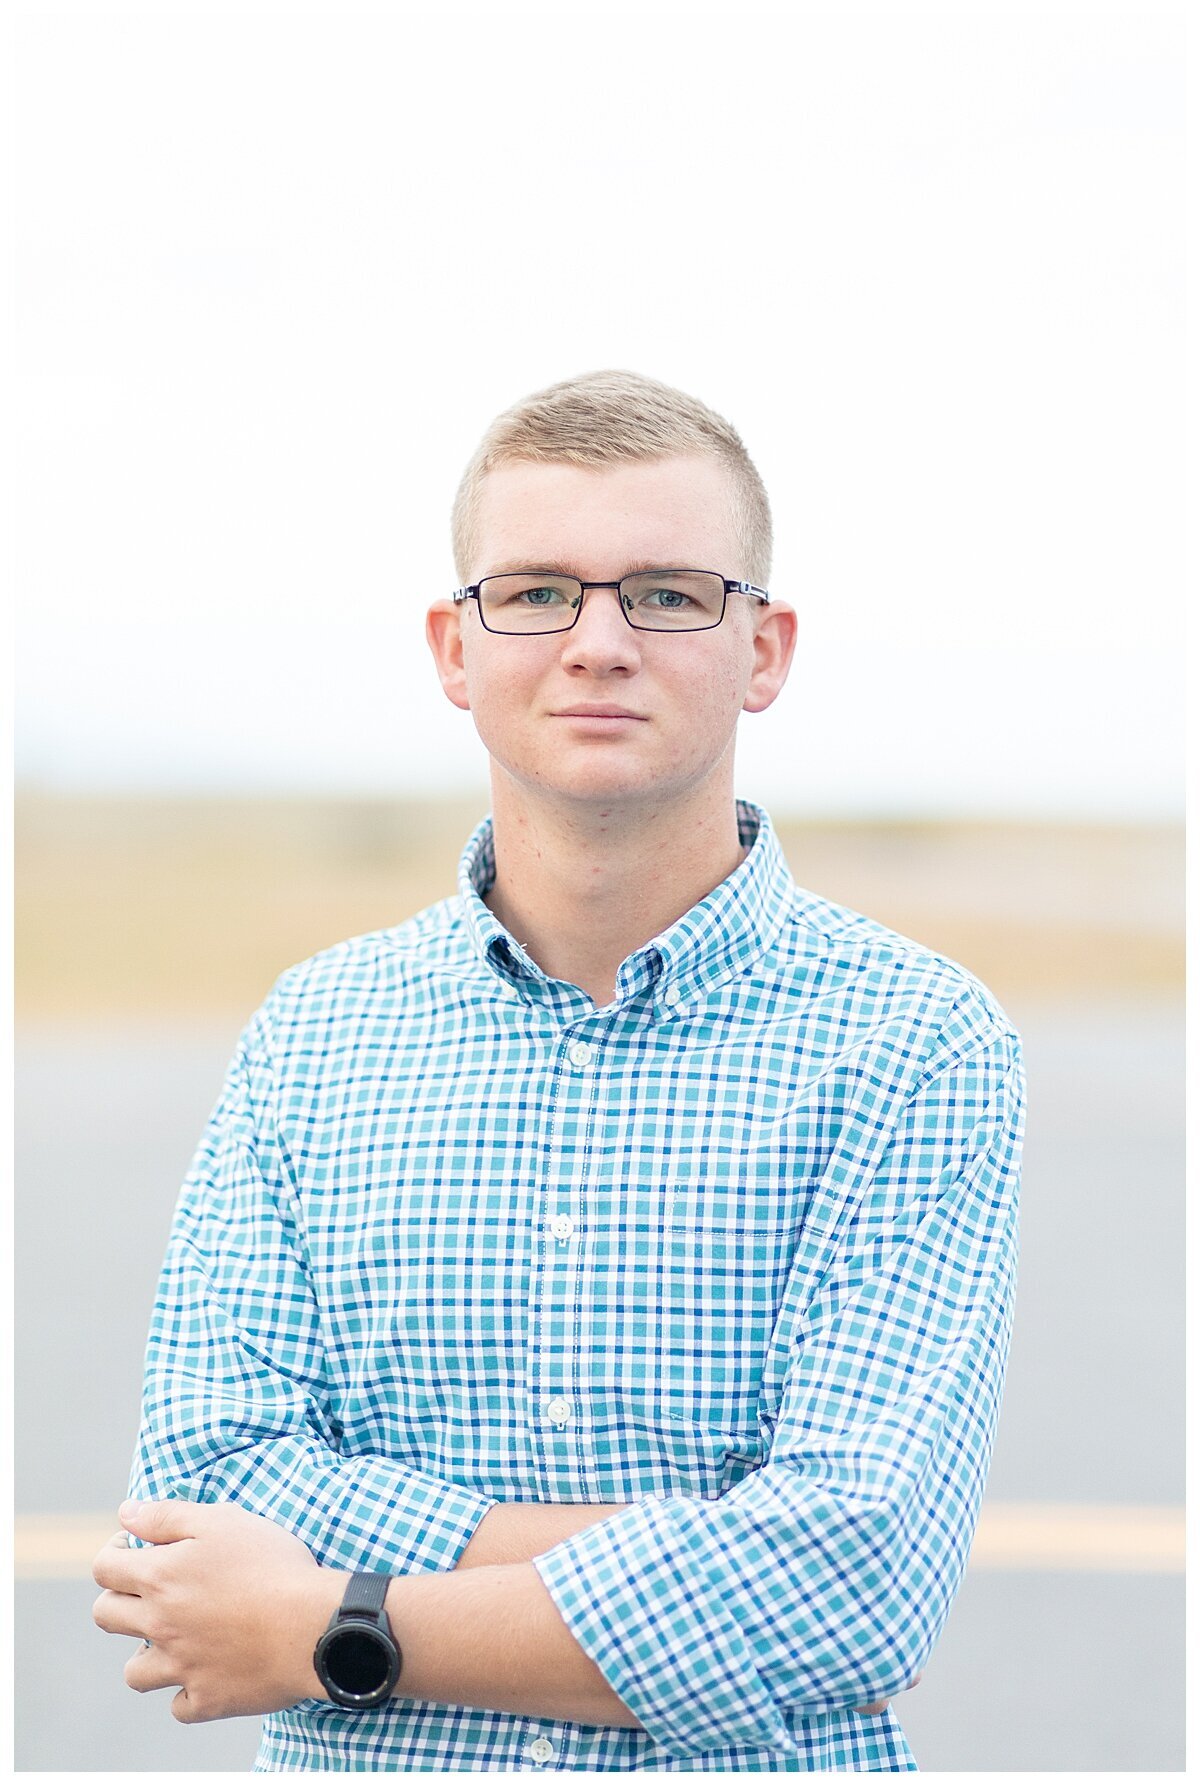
[15,993,1184,1770]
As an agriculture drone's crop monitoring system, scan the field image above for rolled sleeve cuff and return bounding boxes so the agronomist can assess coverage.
[299,1456,496,1575]
[134,1438,495,1576]
[533,1498,795,1759]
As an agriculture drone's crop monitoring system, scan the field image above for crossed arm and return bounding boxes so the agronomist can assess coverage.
[92,1497,905,1725]
[93,1497,641,1725]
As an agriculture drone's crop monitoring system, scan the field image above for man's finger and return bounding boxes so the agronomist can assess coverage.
[93,1587,149,1639]
[854,1670,924,1714]
[120,1497,199,1544]
[125,1640,181,1695]
[92,1534,150,1593]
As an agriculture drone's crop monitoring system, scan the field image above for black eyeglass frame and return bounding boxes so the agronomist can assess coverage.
[451,570,771,634]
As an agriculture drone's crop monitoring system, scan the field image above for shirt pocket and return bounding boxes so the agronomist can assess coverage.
[617,1168,798,1488]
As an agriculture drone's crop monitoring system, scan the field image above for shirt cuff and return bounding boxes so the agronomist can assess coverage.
[303,1455,496,1575]
[133,1439,495,1576]
[533,1497,795,1759]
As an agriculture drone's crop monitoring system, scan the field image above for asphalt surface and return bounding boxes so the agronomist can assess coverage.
[14,993,1184,1771]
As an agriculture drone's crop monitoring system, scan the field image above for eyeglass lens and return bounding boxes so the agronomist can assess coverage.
[476,571,727,633]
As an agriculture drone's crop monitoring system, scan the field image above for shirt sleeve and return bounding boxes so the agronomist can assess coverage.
[129,1009,495,1574]
[533,1012,1023,1759]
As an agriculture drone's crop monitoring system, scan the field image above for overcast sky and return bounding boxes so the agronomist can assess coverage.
[14,0,1184,818]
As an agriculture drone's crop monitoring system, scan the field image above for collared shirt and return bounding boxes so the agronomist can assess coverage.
[131,801,1023,1773]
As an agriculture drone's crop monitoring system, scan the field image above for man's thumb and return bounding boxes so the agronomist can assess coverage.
[119,1497,191,1541]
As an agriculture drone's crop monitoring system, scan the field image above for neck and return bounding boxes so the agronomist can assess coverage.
[483,778,747,1007]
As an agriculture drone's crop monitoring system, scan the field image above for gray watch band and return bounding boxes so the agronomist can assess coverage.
[337,1572,391,1620]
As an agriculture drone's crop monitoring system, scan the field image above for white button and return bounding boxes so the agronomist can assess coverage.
[567,1040,594,1068]
[545,1396,572,1426]
[550,1213,574,1241]
[527,1735,555,1764]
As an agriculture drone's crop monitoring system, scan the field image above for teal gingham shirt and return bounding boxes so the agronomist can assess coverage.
[131,801,1023,1772]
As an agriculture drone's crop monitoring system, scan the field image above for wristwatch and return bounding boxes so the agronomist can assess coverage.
[313,1573,402,1708]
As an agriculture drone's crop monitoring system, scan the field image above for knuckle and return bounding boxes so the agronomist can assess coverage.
[157,1549,184,1585]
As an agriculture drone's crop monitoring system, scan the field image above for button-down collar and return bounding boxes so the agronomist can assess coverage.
[457,799,795,1013]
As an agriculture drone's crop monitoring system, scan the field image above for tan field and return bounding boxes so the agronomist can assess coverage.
[16,793,1183,1020]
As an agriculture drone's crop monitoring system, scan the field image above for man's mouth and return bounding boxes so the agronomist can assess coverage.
[553,706,646,720]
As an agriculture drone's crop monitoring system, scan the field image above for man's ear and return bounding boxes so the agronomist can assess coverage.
[426,600,471,712]
[742,600,798,714]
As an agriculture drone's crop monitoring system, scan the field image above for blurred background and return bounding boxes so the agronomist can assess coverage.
[14,0,1183,1771]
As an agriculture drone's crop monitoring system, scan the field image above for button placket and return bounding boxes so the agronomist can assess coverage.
[525,1025,606,1498]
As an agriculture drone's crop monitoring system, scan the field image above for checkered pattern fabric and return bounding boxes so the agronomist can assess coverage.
[131,801,1023,1772]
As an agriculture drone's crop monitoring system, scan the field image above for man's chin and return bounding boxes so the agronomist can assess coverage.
[501,770,672,812]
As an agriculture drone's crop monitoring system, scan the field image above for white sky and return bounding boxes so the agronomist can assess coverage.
[14,0,1184,818]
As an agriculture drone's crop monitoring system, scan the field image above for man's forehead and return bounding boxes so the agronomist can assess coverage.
[471,455,740,573]
[484,555,696,580]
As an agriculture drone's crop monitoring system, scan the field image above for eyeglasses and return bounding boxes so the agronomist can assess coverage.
[451,569,770,634]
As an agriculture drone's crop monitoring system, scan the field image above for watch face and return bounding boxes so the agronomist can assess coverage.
[319,1622,399,1705]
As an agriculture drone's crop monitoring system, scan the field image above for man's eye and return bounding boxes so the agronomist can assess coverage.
[514,586,567,607]
[640,586,693,610]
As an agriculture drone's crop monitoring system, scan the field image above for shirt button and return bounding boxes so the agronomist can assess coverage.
[527,1735,555,1764]
[549,1213,574,1241]
[545,1396,572,1427]
[567,1040,594,1068]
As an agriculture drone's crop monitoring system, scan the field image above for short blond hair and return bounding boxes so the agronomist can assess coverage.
[451,369,772,585]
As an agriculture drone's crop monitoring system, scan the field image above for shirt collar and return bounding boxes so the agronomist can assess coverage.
[457,800,794,1014]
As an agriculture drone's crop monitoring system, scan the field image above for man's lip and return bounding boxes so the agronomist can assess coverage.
[552,707,646,719]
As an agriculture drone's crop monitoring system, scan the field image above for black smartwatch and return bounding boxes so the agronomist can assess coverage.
[313,1573,402,1709]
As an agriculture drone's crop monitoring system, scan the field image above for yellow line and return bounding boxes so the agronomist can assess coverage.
[17,1516,121,1579]
[13,1502,1185,1580]
[967,1502,1184,1573]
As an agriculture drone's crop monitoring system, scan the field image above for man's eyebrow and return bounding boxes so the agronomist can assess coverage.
[484,559,692,579]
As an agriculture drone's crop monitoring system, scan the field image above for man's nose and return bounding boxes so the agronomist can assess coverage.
[560,586,642,673]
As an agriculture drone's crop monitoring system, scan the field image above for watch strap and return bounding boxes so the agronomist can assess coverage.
[335,1571,392,1622]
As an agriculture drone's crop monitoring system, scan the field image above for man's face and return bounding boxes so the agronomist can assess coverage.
[427,454,795,817]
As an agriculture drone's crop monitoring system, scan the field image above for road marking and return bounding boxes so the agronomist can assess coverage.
[14,1501,1185,1580]
[966,1502,1184,1572]
[20,1516,122,1578]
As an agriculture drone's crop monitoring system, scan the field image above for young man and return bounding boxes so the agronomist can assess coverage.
[93,371,1024,1772]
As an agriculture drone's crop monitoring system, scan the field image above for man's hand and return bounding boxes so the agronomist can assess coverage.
[854,1670,922,1716]
[855,1681,920,1715]
[91,1499,342,1723]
